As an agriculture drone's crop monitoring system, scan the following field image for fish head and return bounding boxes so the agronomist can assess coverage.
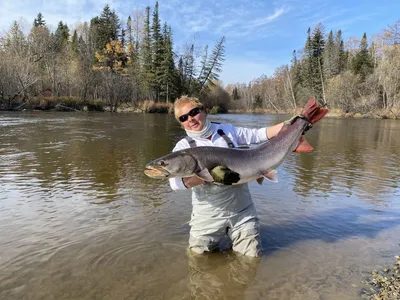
[144,151,198,179]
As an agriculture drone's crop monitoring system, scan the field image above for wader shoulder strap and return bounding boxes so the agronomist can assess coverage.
[185,136,197,148]
[217,129,235,148]
[184,127,235,149]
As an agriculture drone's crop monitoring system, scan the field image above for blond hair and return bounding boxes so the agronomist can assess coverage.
[173,95,205,121]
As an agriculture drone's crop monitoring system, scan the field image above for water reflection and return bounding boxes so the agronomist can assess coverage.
[187,251,259,300]
[284,118,400,203]
[261,207,400,255]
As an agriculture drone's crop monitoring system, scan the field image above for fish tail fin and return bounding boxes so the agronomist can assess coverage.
[293,136,313,152]
[301,96,329,124]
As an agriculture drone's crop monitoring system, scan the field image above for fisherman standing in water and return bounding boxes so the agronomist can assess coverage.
[169,95,286,257]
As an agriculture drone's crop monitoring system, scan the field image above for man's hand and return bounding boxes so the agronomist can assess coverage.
[210,166,240,185]
[284,114,312,134]
[284,114,302,125]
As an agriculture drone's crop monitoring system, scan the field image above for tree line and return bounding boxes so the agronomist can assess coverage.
[0,3,226,112]
[1,3,399,117]
[227,20,400,116]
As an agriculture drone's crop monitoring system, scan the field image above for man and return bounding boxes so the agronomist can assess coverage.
[169,96,284,257]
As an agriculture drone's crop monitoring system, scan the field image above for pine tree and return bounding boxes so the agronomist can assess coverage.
[140,6,153,98]
[160,24,177,102]
[232,86,240,100]
[33,13,46,27]
[126,16,133,45]
[304,27,314,92]
[198,37,225,91]
[290,49,302,102]
[323,30,335,79]
[71,30,79,54]
[94,5,120,51]
[151,1,164,100]
[120,28,126,47]
[5,21,26,50]
[352,32,374,80]
[335,30,346,74]
[311,23,325,102]
[54,21,69,51]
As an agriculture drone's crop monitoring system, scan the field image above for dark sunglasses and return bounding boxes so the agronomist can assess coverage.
[178,107,201,122]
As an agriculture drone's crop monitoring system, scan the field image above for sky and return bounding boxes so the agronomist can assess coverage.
[0,0,399,85]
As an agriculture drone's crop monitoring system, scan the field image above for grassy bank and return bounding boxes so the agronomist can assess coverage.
[117,101,174,114]
[229,107,400,120]
[1,96,105,112]
[2,98,399,120]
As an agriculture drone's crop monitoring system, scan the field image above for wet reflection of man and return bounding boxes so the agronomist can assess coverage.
[187,249,260,299]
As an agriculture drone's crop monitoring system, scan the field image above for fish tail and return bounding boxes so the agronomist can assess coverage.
[301,96,329,124]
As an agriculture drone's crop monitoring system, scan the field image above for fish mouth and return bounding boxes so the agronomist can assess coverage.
[144,165,170,179]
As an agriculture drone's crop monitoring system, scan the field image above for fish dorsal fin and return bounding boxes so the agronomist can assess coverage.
[264,169,278,183]
[195,169,214,182]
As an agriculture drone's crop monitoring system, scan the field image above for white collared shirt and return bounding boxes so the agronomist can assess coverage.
[169,123,268,190]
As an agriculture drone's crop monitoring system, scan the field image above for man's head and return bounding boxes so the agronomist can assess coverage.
[174,96,207,131]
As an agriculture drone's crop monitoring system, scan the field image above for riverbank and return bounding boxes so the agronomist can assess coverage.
[115,102,400,119]
[1,98,399,120]
[0,96,104,112]
[228,107,400,120]
[362,255,400,300]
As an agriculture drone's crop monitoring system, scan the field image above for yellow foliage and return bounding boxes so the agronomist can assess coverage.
[94,40,129,74]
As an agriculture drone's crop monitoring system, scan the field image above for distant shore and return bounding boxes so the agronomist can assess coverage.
[1,99,399,120]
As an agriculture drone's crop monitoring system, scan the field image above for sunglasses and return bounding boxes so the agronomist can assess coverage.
[178,107,201,122]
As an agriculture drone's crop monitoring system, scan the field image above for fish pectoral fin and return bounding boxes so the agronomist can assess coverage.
[256,177,264,185]
[293,136,314,153]
[263,169,278,183]
[195,169,215,182]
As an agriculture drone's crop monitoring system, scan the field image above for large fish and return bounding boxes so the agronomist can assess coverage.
[144,97,328,185]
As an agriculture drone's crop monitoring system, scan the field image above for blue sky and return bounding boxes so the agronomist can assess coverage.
[0,0,399,85]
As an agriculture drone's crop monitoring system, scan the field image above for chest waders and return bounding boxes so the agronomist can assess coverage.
[184,125,262,257]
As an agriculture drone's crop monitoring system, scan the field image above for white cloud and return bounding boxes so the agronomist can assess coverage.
[249,7,287,27]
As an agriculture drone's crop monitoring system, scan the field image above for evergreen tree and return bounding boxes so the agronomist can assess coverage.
[120,28,126,47]
[71,30,79,54]
[33,13,46,27]
[352,32,374,80]
[140,6,153,98]
[151,1,164,99]
[232,86,240,100]
[5,21,26,50]
[198,37,225,91]
[126,16,133,45]
[335,29,346,74]
[54,21,69,51]
[94,5,120,51]
[290,49,302,101]
[196,45,208,91]
[160,24,177,102]
[323,30,335,79]
[178,43,197,95]
[304,27,314,92]
[311,23,325,102]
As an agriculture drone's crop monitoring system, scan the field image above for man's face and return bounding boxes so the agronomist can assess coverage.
[176,103,206,131]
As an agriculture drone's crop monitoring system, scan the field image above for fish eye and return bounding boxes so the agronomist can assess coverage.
[159,160,166,166]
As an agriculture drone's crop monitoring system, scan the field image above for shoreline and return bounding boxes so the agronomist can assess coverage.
[1,104,399,120]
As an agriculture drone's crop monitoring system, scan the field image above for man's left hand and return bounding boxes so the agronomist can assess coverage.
[210,166,241,185]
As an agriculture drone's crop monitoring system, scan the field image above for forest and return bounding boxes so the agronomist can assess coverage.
[0,2,399,118]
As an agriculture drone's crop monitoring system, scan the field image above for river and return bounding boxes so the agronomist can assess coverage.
[0,111,399,299]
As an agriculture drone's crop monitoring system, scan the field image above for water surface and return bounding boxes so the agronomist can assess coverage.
[0,111,399,299]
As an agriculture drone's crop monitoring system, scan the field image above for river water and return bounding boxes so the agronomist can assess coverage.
[0,111,399,300]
